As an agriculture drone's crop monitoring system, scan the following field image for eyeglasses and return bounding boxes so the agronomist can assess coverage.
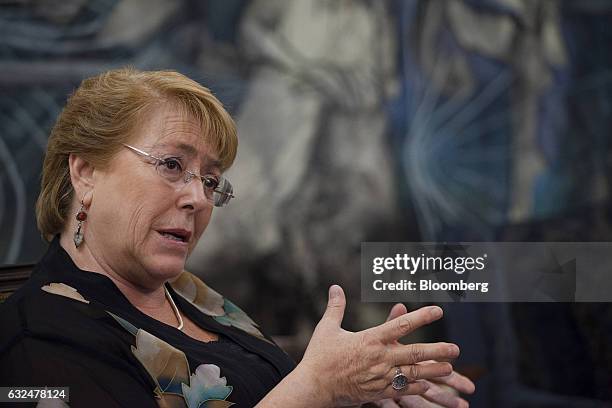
[123,144,234,207]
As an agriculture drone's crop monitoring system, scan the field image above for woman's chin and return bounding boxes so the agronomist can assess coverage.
[144,258,186,283]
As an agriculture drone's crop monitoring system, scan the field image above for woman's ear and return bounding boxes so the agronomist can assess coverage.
[68,154,95,205]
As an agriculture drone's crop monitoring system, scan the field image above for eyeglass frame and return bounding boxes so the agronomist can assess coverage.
[122,143,235,207]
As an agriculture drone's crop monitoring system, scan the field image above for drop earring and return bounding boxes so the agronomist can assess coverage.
[73,200,87,248]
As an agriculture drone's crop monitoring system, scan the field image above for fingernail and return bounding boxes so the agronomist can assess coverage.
[430,306,442,318]
[449,344,460,356]
[329,285,341,299]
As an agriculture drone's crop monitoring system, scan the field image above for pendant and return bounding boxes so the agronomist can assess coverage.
[74,227,83,248]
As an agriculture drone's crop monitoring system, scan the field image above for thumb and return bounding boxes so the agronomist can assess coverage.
[322,285,346,327]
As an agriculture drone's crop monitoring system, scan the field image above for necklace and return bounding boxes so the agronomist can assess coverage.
[164,286,184,331]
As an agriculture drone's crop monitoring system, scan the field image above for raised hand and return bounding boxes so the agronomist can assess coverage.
[296,285,462,407]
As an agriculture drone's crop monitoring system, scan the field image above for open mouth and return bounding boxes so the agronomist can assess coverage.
[158,229,191,243]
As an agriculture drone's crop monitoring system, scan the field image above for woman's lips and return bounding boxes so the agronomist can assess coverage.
[156,228,192,243]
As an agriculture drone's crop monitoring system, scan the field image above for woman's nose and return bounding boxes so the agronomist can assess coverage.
[179,177,210,210]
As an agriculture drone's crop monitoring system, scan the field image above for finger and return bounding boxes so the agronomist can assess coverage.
[321,285,346,327]
[376,399,401,408]
[397,395,444,408]
[421,382,470,408]
[429,371,475,395]
[386,303,408,322]
[395,343,460,366]
[394,362,453,383]
[375,306,443,341]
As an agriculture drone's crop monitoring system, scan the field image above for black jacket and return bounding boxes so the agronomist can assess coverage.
[0,237,295,407]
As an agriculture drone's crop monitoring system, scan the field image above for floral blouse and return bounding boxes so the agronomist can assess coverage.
[0,237,296,407]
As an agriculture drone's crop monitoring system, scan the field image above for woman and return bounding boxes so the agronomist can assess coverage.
[0,68,473,407]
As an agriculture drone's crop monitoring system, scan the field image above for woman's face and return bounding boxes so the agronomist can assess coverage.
[86,106,217,289]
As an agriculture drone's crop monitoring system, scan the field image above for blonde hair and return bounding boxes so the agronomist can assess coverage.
[36,67,238,241]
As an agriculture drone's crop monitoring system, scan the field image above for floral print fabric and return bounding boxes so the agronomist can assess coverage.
[41,280,240,408]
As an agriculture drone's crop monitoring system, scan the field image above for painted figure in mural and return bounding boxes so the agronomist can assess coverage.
[0,68,474,407]
[393,2,612,405]
[395,0,571,241]
[190,0,403,343]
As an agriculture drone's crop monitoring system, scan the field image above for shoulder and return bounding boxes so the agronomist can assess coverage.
[0,279,76,347]
[0,280,157,406]
[0,278,127,359]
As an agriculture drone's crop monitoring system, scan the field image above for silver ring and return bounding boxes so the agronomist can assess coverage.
[391,367,409,390]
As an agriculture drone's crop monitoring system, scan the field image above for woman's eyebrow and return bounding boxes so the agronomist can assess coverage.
[204,159,221,169]
[175,143,198,157]
[169,143,221,171]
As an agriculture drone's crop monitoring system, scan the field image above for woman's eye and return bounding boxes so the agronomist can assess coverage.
[203,177,219,190]
[162,158,182,172]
